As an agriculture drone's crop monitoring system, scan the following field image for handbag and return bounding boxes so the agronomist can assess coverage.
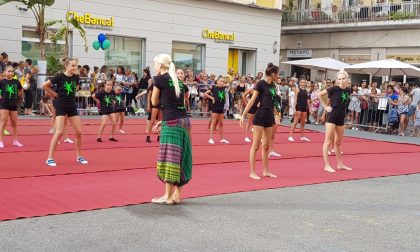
[361,100,368,110]
[20,77,30,90]
[388,106,399,124]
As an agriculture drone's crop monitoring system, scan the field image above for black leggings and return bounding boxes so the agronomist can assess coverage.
[124,93,132,107]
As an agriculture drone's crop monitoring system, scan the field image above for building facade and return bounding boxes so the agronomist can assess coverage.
[280,0,420,83]
[0,0,282,76]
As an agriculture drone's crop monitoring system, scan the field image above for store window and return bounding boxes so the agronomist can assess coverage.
[105,36,144,75]
[21,28,67,64]
[172,42,205,75]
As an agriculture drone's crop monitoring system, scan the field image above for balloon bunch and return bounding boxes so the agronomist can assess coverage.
[92,33,111,50]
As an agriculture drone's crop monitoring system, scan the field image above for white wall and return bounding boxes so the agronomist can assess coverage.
[0,0,282,76]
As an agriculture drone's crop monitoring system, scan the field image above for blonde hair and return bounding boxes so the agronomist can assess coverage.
[336,70,349,79]
[154,54,180,98]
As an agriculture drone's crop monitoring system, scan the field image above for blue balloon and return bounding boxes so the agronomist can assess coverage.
[98,33,106,43]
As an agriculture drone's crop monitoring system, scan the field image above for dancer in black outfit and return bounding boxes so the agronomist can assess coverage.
[318,70,353,173]
[288,79,311,142]
[240,63,279,180]
[205,76,229,144]
[42,58,88,167]
[92,80,118,142]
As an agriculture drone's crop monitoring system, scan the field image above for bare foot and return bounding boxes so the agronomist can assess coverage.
[249,173,261,180]
[324,165,336,173]
[263,172,278,178]
[338,165,352,171]
[172,197,181,204]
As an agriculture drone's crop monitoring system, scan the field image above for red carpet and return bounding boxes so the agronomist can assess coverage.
[0,119,419,221]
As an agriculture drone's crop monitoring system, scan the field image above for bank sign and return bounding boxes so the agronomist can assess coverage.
[67,11,114,30]
[202,29,235,44]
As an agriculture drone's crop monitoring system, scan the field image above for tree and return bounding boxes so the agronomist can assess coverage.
[1,0,56,60]
[51,17,88,58]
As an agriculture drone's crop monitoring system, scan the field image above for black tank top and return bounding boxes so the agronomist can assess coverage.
[296,88,308,110]
[236,84,246,93]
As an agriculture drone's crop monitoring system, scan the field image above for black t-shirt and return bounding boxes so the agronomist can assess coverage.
[327,86,351,114]
[0,79,22,107]
[210,86,226,111]
[254,80,276,114]
[154,73,188,121]
[95,90,115,113]
[114,92,125,110]
[51,73,79,107]
[139,77,150,89]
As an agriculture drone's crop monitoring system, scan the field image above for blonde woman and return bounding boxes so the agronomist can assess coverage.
[151,54,192,205]
[318,70,352,173]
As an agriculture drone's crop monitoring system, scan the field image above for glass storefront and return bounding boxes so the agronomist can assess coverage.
[105,35,144,75]
[172,42,205,75]
[21,29,66,64]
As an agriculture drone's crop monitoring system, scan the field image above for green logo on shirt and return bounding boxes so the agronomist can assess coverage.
[341,91,350,103]
[64,81,76,96]
[6,84,17,99]
[217,90,225,102]
[169,79,184,90]
[115,95,123,105]
[104,95,112,107]
[270,87,276,100]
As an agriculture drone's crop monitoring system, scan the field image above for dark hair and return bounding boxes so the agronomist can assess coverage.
[415,83,420,88]
[78,65,82,69]
[25,59,32,66]
[83,65,90,72]
[351,84,358,90]
[401,87,408,94]
[1,52,8,57]
[94,66,99,71]
[100,65,107,73]
[12,62,18,68]
[117,66,125,75]
[265,63,279,76]
[143,67,151,79]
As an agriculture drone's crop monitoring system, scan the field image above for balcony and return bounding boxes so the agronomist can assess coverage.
[282,2,420,30]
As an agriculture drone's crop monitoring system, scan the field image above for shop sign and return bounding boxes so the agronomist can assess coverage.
[386,54,420,64]
[339,54,371,64]
[202,29,235,44]
[67,11,114,30]
[287,49,312,58]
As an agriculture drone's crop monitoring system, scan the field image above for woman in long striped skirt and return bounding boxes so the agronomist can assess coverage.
[151,54,192,205]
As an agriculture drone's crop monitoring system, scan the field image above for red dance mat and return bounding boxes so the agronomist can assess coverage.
[1,119,419,221]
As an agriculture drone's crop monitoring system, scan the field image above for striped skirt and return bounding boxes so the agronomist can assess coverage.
[157,117,192,186]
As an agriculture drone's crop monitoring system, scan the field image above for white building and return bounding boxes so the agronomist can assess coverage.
[0,0,282,76]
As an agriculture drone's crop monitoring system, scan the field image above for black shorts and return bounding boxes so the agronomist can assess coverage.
[295,106,308,113]
[211,108,224,114]
[253,111,274,128]
[54,103,78,117]
[327,112,345,126]
[114,108,125,113]
[0,104,18,111]
[100,110,114,116]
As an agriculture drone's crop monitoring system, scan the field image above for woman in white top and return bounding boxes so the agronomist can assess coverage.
[288,79,296,119]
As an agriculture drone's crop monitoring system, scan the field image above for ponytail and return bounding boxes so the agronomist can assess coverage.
[154,54,180,98]
[169,61,180,98]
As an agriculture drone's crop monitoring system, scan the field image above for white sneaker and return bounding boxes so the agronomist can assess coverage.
[288,136,295,142]
[300,137,311,142]
[220,139,230,144]
[13,140,23,147]
[269,151,281,157]
[245,137,251,143]
[355,128,359,131]
[119,129,126,134]
[63,138,74,144]
[351,127,355,130]
[209,139,215,144]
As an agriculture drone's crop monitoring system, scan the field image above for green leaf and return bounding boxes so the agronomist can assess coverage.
[45,19,62,27]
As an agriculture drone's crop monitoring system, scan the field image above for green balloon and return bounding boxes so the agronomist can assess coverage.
[101,39,111,50]
[92,40,101,50]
